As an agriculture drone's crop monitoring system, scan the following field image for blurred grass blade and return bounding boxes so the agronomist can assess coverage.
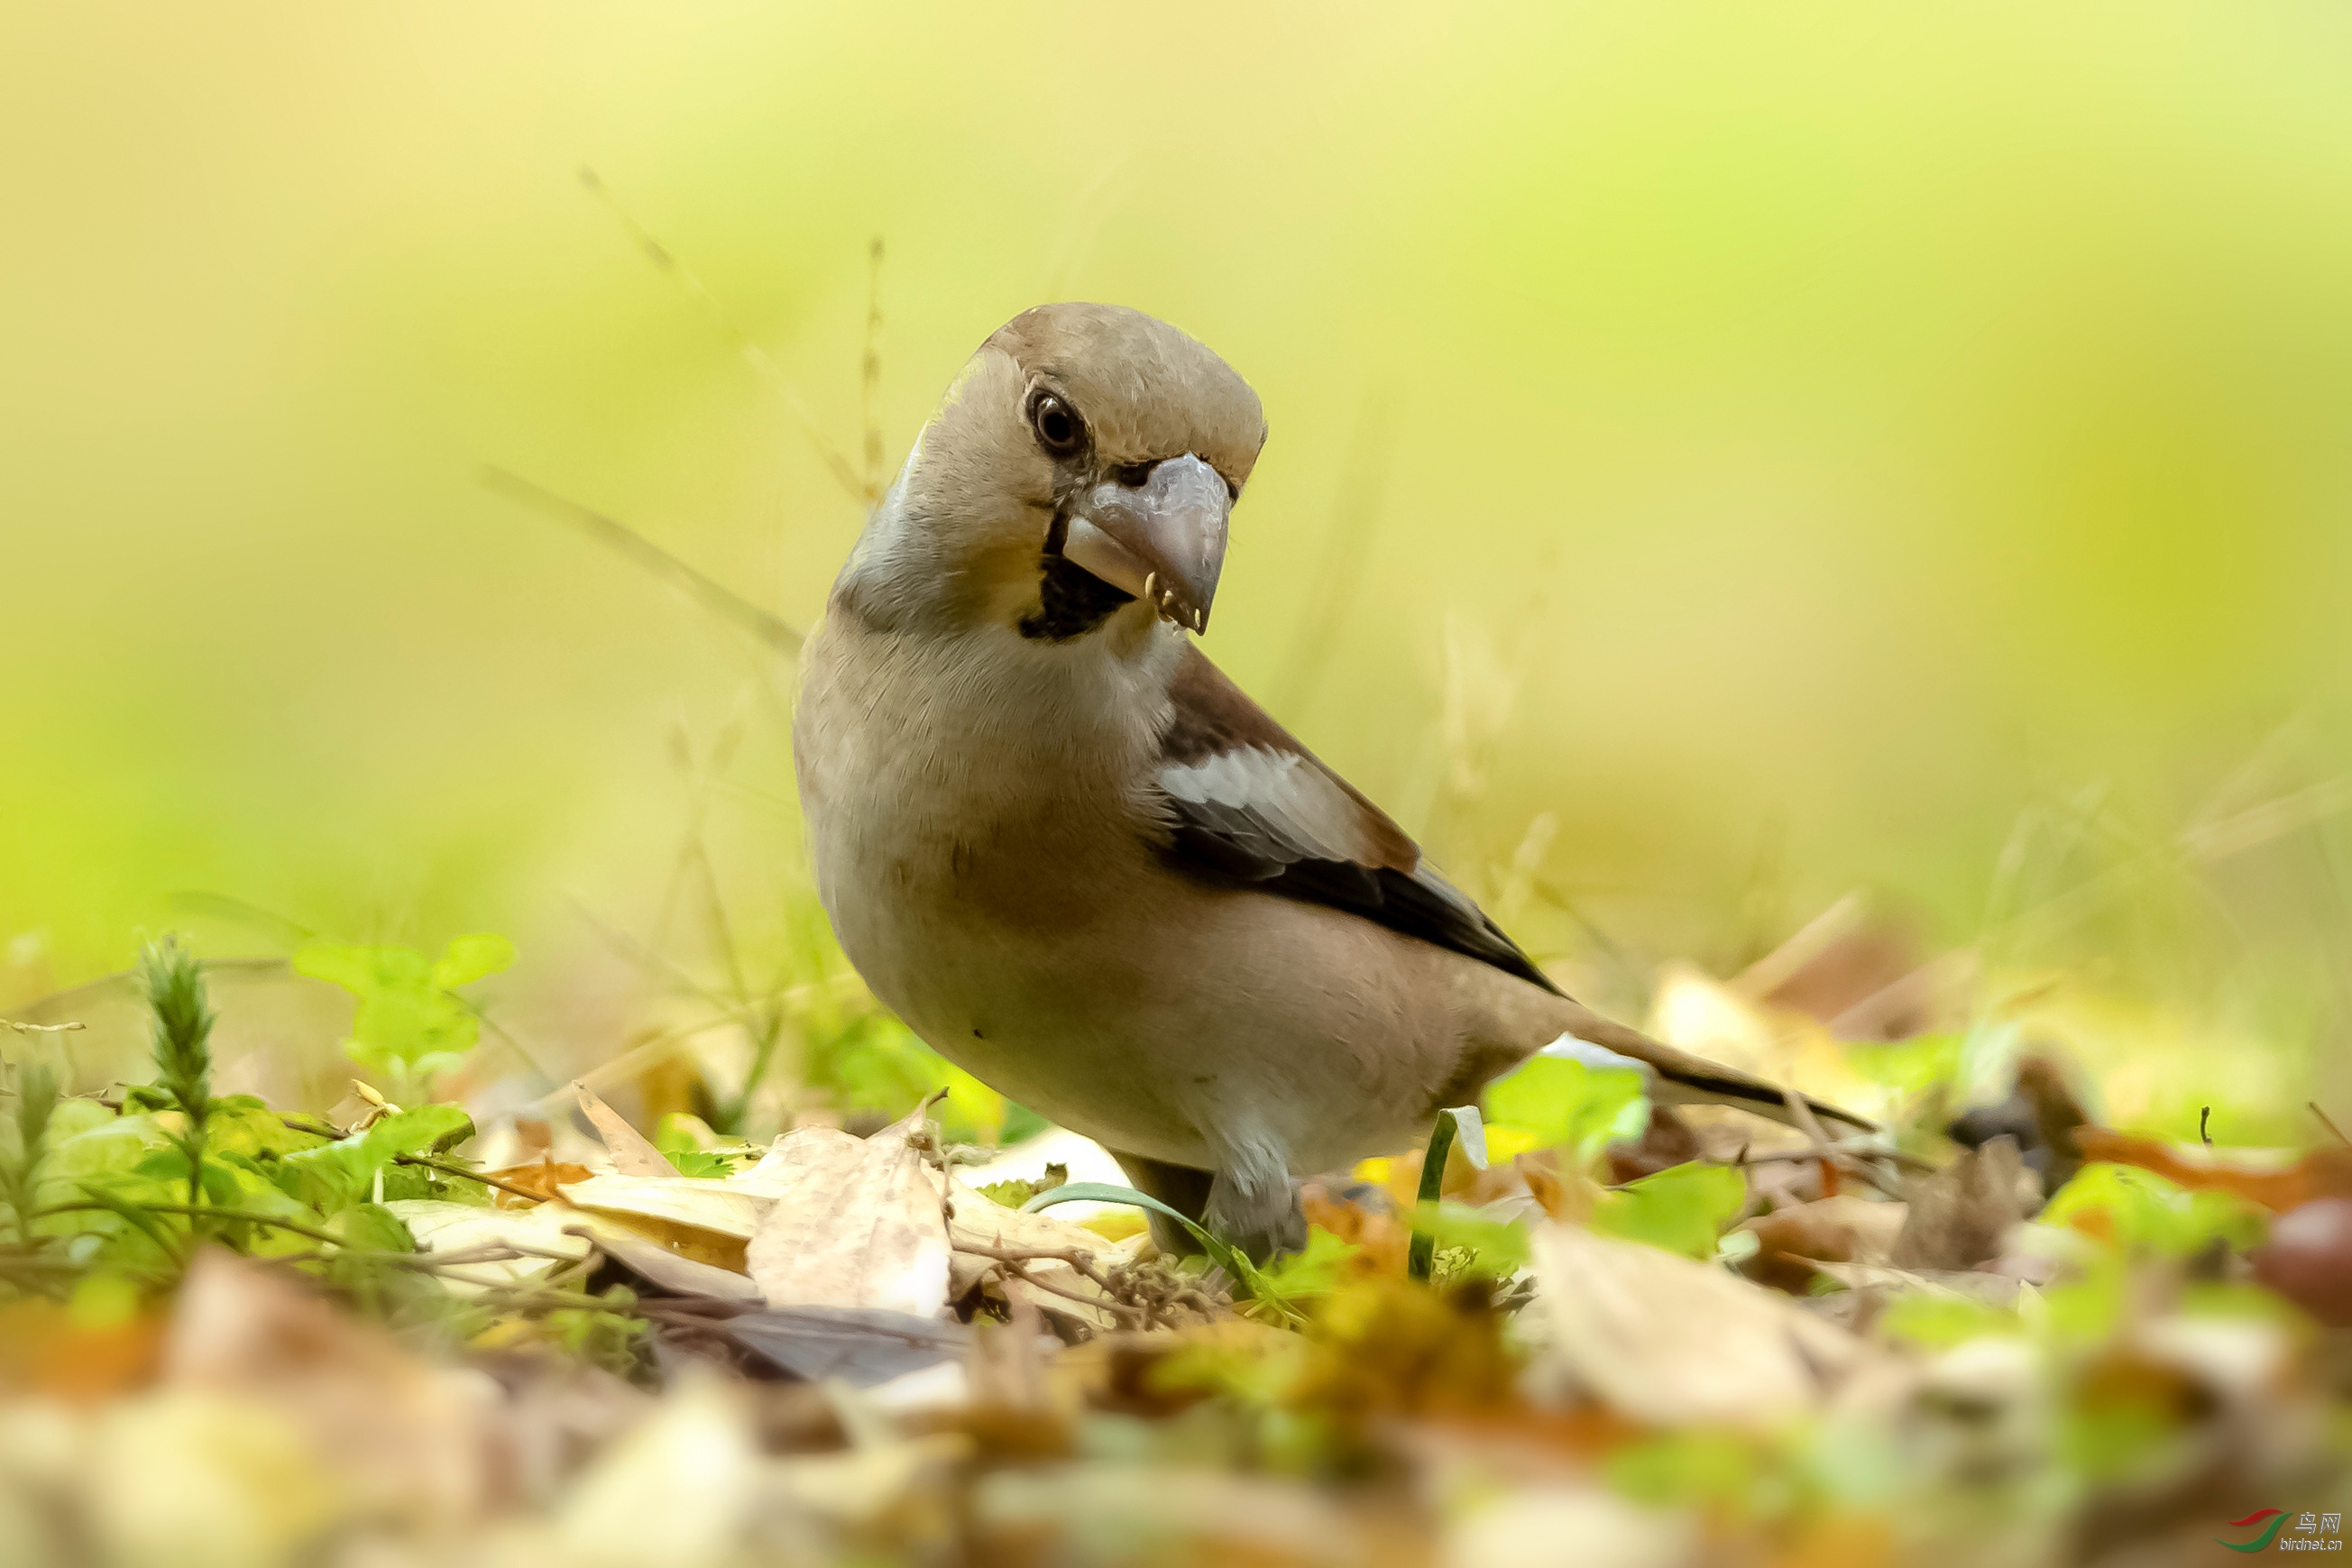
[481,468,803,655]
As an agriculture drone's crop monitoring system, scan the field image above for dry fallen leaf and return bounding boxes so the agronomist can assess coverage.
[554,1175,765,1238]
[554,1176,767,1272]
[0,1298,165,1402]
[1892,1138,2031,1271]
[1605,1104,1707,1184]
[1300,1180,1411,1277]
[558,1212,764,1301]
[2072,1128,2352,1215]
[1949,1055,2090,1195]
[1738,1195,1909,1295]
[82,1391,340,1568]
[482,1158,595,1206]
[2248,1197,2352,1325]
[745,1107,953,1317]
[971,1457,1369,1565]
[730,1123,868,1196]
[723,1306,971,1386]
[572,1080,675,1178]
[1809,1260,2026,1319]
[1519,1153,1600,1224]
[1526,1221,1870,1428]
[550,1374,760,1567]
[161,1249,503,1525]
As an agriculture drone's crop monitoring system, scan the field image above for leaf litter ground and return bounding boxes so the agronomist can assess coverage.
[3,936,2349,1568]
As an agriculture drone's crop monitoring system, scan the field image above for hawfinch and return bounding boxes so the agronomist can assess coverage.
[795,303,1863,1255]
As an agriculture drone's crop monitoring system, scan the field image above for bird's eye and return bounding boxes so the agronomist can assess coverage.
[1028,391,1087,459]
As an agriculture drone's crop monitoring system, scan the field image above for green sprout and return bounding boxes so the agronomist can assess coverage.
[139,935,215,1205]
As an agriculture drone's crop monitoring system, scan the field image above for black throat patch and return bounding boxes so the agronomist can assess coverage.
[1018,551,1134,642]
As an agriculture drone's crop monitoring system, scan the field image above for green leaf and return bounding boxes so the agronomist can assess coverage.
[2040,1162,2266,1257]
[204,1096,327,1160]
[294,937,513,1086]
[1590,1161,1748,1259]
[652,1114,738,1178]
[1846,1032,1963,1097]
[1878,1292,2022,1349]
[666,1149,733,1178]
[41,1114,174,1192]
[1254,1226,1363,1298]
[429,932,516,991]
[278,1105,474,1215]
[1606,1431,1765,1512]
[1482,1054,1650,1165]
[44,1099,117,1143]
[337,1202,417,1254]
[1024,1180,1214,1242]
[977,1177,1045,1209]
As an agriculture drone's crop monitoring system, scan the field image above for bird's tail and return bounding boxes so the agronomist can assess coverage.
[1543,996,1876,1137]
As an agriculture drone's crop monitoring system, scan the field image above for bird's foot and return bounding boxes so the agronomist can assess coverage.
[1206,1169,1307,1263]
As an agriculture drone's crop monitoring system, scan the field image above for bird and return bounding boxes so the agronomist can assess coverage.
[794,302,1868,1257]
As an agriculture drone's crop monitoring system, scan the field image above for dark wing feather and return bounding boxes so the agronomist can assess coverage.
[1153,646,1563,995]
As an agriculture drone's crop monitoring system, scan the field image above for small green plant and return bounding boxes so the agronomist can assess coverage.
[653,1114,736,1178]
[293,932,515,1099]
[1408,1105,1487,1281]
[139,935,215,1205]
[1,1059,58,1254]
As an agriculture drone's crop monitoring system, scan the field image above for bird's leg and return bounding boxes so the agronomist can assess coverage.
[1110,1135,1306,1263]
[1201,1123,1306,1262]
[1206,1171,1306,1263]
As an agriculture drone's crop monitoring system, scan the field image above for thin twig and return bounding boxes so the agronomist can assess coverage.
[1759,1095,1915,1200]
[258,1240,580,1277]
[393,1153,545,1204]
[1740,1145,1935,1174]
[2312,1101,2351,1148]
[953,1240,1144,1329]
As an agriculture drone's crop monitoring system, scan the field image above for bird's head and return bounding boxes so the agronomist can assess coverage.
[838,303,1265,642]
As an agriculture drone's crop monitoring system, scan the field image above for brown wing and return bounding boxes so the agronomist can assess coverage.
[1153,646,1563,995]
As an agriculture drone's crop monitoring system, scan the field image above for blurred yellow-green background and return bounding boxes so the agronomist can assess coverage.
[5,3,2348,1123]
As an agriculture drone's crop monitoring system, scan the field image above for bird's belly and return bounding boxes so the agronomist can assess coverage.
[813,814,1456,1171]
[814,833,1221,1163]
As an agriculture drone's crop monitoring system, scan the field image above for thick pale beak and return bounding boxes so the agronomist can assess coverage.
[1059,453,1230,633]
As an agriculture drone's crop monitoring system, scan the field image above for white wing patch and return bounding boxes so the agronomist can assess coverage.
[1157,746,1381,866]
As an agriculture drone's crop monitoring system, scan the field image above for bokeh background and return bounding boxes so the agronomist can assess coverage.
[6,2,2349,1133]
